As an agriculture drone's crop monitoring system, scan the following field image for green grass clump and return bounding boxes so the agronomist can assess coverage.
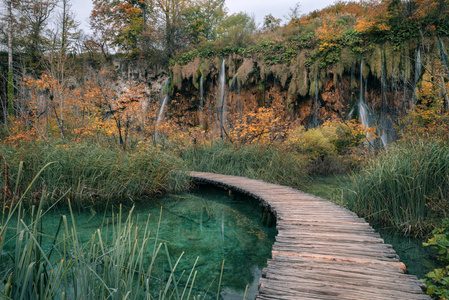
[343,139,449,235]
[0,141,189,206]
[0,201,200,299]
[182,142,309,189]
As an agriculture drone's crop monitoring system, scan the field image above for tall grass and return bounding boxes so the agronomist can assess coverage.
[344,139,449,235]
[0,141,190,206]
[182,142,309,189]
[0,165,201,299]
[0,204,203,299]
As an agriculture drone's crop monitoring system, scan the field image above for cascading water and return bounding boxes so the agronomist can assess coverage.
[416,46,422,82]
[312,73,319,127]
[155,77,170,139]
[358,56,381,145]
[218,59,226,138]
[412,46,422,105]
[199,75,204,130]
[438,35,448,67]
[358,57,370,130]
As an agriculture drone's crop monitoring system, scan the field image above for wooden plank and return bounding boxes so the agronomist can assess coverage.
[190,172,431,300]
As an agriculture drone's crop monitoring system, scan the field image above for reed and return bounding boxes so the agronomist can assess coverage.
[344,139,449,235]
[182,141,309,189]
[0,193,201,299]
[0,141,190,206]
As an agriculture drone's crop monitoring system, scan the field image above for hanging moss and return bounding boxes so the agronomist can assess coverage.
[308,67,322,96]
[213,57,221,72]
[362,59,370,79]
[180,58,200,80]
[172,63,183,88]
[399,41,411,82]
[339,48,356,74]
[226,55,236,75]
[291,51,310,97]
[287,95,295,111]
[368,45,382,79]
[259,62,291,88]
[237,58,256,87]
[259,61,270,81]
[277,64,290,88]
[199,59,215,79]
[331,66,338,86]
[178,58,201,89]
[385,42,395,79]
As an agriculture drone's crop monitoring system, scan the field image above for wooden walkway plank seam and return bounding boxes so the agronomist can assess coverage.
[190,171,430,300]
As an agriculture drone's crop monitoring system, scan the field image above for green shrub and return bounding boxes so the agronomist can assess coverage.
[285,122,362,175]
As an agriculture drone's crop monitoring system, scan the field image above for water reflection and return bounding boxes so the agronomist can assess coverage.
[375,226,442,279]
[41,184,276,299]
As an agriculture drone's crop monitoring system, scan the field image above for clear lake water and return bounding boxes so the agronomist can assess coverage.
[35,184,276,299]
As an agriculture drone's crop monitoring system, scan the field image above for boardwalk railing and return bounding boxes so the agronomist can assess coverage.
[190,171,430,300]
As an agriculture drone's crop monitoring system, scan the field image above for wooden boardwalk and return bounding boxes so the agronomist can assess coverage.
[190,171,430,300]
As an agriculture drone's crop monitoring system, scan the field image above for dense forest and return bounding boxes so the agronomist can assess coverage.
[1,0,449,298]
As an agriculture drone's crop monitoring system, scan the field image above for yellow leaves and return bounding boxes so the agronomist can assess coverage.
[403,64,449,140]
[228,107,290,145]
[287,125,336,159]
[24,72,60,92]
[354,0,390,34]
[316,15,344,43]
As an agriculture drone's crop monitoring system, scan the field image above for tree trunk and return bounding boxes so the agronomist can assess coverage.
[7,0,14,118]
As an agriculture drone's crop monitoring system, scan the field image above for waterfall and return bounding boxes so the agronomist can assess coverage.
[412,45,422,105]
[358,57,370,130]
[312,73,319,127]
[438,35,448,68]
[416,46,422,82]
[155,77,170,139]
[199,75,204,130]
[358,56,382,145]
[218,59,226,138]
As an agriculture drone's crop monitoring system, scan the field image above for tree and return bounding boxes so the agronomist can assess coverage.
[354,0,391,35]
[13,0,58,72]
[57,0,80,55]
[263,14,281,32]
[218,12,256,47]
[183,0,226,43]
[286,2,301,22]
[90,0,147,57]
[45,0,81,137]
[151,0,188,59]
[7,0,13,117]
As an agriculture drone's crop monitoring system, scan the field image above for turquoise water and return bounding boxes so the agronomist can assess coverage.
[37,184,276,299]
[375,227,442,280]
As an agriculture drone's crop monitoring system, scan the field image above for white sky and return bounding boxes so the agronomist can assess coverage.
[72,0,335,32]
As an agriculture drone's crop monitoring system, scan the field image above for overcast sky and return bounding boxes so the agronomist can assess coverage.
[72,0,335,32]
